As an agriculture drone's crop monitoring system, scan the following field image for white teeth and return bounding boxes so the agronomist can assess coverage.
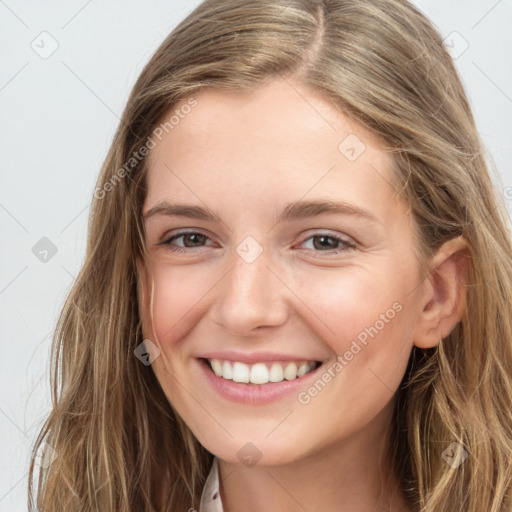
[284,362,298,380]
[297,362,309,377]
[207,359,317,384]
[269,363,284,382]
[232,362,249,383]
[222,360,233,380]
[211,359,223,376]
[250,363,269,384]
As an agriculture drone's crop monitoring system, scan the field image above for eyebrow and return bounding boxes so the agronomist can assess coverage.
[143,200,378,224]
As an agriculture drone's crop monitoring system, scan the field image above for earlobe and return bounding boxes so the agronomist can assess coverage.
[413,236,470,349]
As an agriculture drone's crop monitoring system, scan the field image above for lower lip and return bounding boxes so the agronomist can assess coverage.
[197,358,323,405]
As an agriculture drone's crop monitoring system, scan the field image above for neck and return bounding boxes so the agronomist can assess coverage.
[217,400,411,512]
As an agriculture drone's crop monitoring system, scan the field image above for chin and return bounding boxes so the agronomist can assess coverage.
[201,433,309,468]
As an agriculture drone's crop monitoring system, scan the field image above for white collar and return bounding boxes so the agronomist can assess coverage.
[199,456,223,512]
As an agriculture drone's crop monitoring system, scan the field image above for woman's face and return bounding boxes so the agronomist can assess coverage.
[139,77,426,466]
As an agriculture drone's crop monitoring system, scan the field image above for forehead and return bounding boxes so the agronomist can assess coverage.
[144,77,403,226]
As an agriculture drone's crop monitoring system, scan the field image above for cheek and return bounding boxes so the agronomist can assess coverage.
[146,264,212,345]
[298,266,414,367]
[292,271,415,436]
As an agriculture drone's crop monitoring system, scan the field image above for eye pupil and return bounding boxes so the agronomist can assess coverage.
[313,235,337,250]
[184,233,205,247]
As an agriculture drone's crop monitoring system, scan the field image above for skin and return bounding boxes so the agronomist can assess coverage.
[137,76,468,512]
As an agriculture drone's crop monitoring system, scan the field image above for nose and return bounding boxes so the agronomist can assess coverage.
[210,245,289,335]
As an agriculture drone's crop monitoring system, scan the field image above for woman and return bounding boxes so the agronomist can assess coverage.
[29,0,512,511]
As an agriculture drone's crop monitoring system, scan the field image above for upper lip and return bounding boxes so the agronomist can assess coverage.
[198,351,322,364]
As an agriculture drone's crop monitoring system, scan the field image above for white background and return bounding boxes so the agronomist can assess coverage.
[1,1,511,510]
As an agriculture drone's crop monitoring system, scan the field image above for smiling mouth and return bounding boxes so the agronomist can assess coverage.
[202,358,322,385]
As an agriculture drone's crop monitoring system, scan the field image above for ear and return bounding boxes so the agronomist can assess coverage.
[413,236,470,349]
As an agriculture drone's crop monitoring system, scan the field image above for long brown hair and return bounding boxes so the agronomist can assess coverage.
[29,0,512,510]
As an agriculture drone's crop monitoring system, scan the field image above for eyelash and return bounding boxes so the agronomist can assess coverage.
[157,230,356,256]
